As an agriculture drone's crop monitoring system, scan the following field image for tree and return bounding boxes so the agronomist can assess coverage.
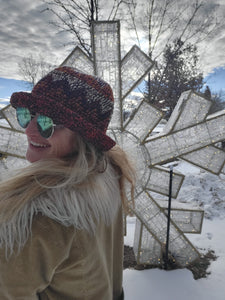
[126,0,221,60]
[204,86,225,149]
[41,0,223,115]
[204,85,211,101]
[43,0,222,59]
[145,39,204,117]
[42,0,130,57]
[19,0,128,88]
[126,0,222,109]
[205,86,225,114]
[18,54,56,89]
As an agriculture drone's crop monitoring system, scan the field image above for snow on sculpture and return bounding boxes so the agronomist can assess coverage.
[1,20,225,268]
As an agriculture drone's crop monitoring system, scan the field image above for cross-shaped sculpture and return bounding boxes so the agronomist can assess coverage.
[1,21,225,267]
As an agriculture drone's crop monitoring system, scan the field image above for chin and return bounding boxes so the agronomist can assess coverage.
[26,156,38,163]
[26,145,51,163]
[26,151,41,163]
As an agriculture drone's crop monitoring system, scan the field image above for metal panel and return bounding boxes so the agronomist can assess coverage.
[1,105,23,131]
[0,126,27,158]
[92,21,122,129]
[60,46,94,75]
[163,208,204,234]
[0,155,28,171]
[133,192,200,267]
[163,90,212,134]
[181,146,225,174]
[146,113,225,166]
[124,100,163,142]
[108,129,151,197]
[121,45,154,100]
[147,166,184,198]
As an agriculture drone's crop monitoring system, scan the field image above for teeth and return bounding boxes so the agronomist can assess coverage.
[30,141,49,148]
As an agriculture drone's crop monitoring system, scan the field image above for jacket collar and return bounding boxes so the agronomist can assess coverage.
[0,164,121,256]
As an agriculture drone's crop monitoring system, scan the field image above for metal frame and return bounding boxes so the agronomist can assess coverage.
[60,46,94,75]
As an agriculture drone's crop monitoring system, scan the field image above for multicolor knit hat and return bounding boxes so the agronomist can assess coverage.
[10,66,116,151]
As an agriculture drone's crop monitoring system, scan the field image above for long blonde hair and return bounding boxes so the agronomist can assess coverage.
[0,134,136,224]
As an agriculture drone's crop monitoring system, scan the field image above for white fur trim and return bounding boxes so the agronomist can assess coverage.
[0,164,121,256]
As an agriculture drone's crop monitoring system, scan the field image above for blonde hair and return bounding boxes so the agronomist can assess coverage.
[0,134,136,224]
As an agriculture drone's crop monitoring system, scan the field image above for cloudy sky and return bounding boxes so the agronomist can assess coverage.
[0,0,225,89]
[0,0,70,80]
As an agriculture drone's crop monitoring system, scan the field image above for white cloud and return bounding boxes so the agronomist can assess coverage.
[0,0,225,80]
[0,0,71,79]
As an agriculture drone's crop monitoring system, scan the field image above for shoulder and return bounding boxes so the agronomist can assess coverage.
[0,211,75,259]
[31,213,75,243]
[34,162,121,231]
[0,163,121,256]
[0,214,75,298]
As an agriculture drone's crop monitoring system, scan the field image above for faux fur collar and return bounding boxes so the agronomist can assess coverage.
[0,164,121,256]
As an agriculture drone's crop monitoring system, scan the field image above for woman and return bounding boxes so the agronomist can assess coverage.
[0,67,135,299]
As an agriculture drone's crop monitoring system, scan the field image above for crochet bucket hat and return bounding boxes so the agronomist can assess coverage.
[10,66,116,151]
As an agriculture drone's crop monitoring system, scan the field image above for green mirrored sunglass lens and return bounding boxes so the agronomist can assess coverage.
[37,115,54,138]
[16,107,31,128]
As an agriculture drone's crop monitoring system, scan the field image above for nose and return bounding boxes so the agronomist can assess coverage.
[25,116,40,138]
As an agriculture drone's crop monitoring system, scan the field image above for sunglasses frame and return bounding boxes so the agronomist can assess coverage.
[16,107,58,139]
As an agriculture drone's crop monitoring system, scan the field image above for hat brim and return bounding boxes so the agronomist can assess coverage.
[10,91,116,152]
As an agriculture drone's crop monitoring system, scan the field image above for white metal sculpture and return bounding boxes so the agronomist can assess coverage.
[1,20,225,267]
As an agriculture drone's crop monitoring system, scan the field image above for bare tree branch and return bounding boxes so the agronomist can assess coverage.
[126,0,141,47]
[151,0,173,55]
[42,0,129,56]
[126,0,222,63]
[18,54,56,88]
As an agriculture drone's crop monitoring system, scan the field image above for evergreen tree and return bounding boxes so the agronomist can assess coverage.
[204,85,212,100]
[145,39,204,118]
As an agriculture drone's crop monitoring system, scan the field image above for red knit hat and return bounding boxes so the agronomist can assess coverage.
[10,66,116,151]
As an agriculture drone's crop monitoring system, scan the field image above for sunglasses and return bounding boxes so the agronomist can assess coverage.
[16,107,58,139]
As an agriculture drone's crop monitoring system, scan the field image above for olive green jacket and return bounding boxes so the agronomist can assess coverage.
[0,165,124,299]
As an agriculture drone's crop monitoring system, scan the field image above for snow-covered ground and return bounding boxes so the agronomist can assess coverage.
[123,161,225,300]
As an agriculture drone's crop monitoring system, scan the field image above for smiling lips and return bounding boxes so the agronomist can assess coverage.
[30,141,50,148]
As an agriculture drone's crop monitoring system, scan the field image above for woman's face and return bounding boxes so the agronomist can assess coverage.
[25,116,75,163]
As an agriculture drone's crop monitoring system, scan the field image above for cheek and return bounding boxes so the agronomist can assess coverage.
[50,130,76,158]
[57,141,73,157]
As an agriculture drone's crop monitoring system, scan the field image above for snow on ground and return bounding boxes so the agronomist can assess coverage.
[123,161,225,300]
